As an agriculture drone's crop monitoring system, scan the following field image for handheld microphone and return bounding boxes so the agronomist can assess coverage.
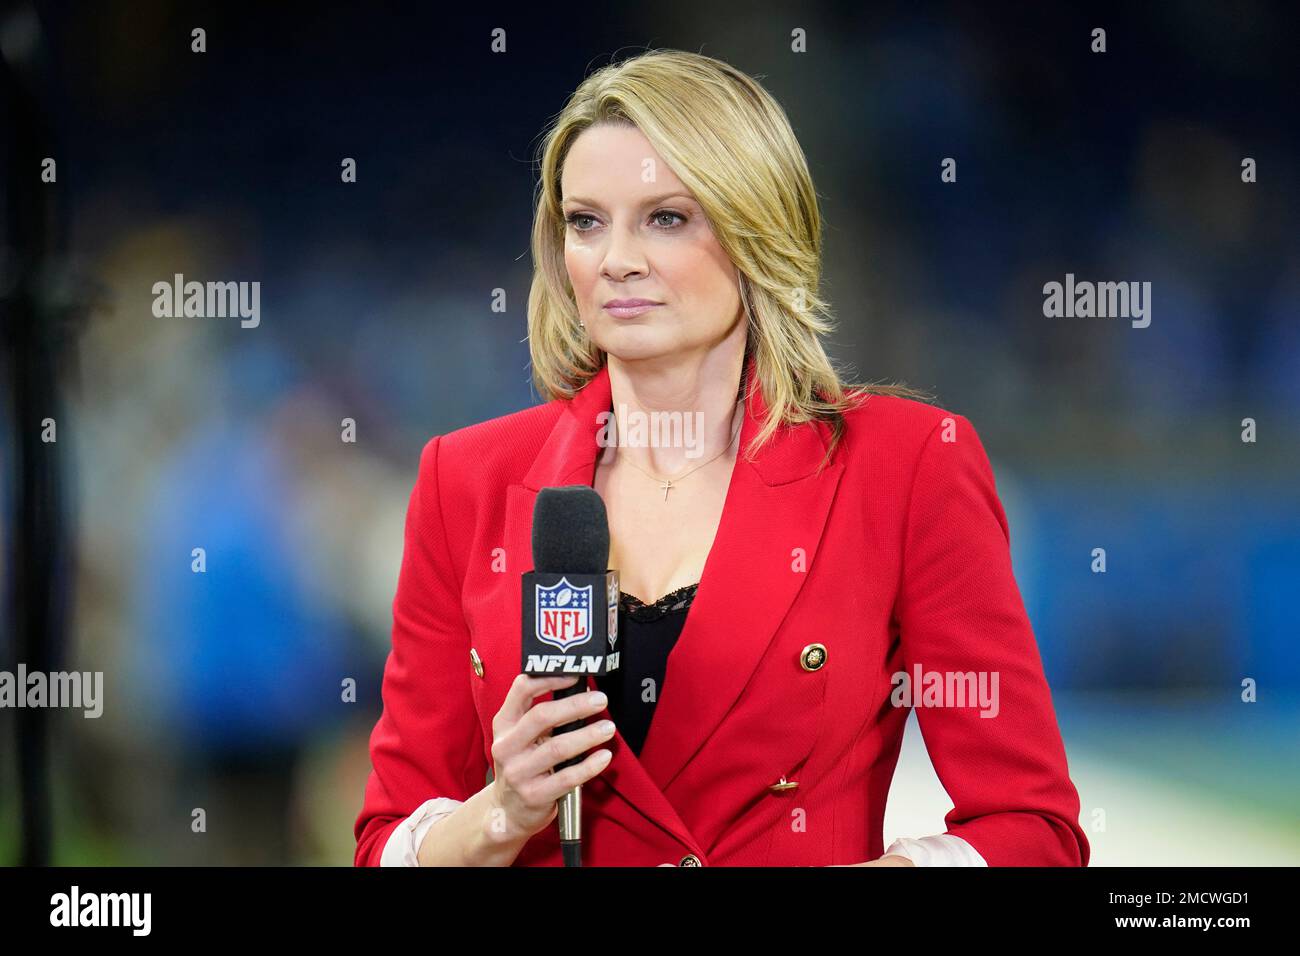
[521,486,620,867]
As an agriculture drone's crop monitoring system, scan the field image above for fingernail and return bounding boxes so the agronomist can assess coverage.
[597,720,615,734]
[590,691,608,707]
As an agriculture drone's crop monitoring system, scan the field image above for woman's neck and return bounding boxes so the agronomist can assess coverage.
[602,342,747,478]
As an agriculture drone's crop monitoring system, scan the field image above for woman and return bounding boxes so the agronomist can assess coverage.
[354,49,1089,867]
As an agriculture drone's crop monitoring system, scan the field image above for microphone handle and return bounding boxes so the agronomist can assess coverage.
[550,680,587,867]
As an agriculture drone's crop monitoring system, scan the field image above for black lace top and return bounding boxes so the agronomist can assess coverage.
[593,582,700,756]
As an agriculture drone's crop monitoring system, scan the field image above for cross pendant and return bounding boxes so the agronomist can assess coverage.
[660,479,672,501]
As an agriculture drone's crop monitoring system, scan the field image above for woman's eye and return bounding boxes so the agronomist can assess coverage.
[565,210,686,232]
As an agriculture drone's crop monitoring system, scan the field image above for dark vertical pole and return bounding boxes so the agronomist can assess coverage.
[1,1,74,867]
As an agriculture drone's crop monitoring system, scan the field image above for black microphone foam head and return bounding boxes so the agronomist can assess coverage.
[532,485,610,574]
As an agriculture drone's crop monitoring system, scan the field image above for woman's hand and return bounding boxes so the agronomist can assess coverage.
[486,673,617,844]
[840,855,916,867]
[660,855,917,867]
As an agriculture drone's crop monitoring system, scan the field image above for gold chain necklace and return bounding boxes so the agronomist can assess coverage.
[614,401,743,501]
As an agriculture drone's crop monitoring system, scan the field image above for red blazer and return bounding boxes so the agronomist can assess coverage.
[354,359,1090,867]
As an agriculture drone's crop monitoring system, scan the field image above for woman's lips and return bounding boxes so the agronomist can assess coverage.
[603,302,661,318]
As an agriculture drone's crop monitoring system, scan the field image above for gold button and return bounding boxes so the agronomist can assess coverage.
[799,643,827,671]
[678,853,702,867]
[769,776,799,792]
[470,647,484,678]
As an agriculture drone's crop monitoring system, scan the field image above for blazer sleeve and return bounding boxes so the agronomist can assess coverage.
[354,435,488,866]
[893,414,1090,866]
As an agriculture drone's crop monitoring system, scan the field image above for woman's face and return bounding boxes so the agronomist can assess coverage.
[561,123,745,363]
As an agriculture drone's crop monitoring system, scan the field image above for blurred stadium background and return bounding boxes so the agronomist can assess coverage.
[1,1,1297,864]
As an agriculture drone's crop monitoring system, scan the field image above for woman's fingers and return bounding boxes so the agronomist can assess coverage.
[490,674,617,815]
[517,717,617,779]
[497,673,580,727]
[493,675,591,759]
[532,748,614,804]
[518,689,609,742]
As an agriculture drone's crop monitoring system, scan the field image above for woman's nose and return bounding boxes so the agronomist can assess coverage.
[601,225,647,279]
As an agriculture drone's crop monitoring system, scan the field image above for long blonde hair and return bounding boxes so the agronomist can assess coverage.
[526,49,931,469]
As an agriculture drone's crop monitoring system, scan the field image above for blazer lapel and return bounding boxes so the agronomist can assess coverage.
[489,358,843,853]
[636,363,844,792]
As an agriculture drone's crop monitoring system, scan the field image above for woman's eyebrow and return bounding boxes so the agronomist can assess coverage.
[561,192,694,208]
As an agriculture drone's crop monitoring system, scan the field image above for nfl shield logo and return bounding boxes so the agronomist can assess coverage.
[536,577,594,651]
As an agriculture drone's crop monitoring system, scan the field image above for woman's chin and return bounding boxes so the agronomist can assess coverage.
[598,330,682,362]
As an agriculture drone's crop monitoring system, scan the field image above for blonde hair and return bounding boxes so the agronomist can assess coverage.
[526,48,931,469]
